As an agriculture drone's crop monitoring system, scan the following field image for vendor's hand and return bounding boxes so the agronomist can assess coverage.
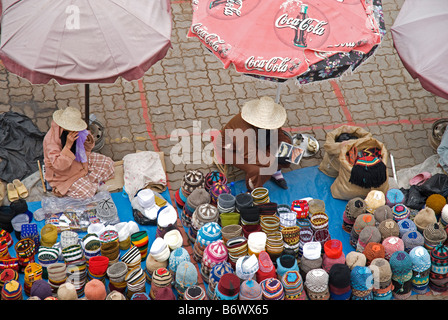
[66,131,78,148]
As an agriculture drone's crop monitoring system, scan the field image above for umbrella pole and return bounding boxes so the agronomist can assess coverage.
[85,83,90,125]
[275,82,282,103]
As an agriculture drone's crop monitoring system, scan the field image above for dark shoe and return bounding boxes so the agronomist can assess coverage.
[270,176,288,189]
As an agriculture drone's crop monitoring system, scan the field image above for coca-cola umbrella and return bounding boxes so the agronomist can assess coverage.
[391,0,448,100]
[0,0,172,123]
[188,0,385,102]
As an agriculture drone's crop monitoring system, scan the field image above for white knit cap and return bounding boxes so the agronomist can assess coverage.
[305,268,329,293]
[302,241,322,260]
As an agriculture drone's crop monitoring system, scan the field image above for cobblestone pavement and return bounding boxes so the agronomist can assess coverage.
[1,0,448,300]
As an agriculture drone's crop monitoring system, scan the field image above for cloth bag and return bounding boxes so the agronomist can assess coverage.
[331,137,389,200]
[123,151,167,200]
[319,125,372,178]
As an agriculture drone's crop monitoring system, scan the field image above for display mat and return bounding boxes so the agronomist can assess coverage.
[13,166,353,299]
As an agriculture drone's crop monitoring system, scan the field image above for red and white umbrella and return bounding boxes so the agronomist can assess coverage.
[391,0,448,100]
[188,0,384,96]
[0,0,172,121]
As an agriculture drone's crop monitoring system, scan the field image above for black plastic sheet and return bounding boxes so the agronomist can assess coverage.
[0,111,45,183]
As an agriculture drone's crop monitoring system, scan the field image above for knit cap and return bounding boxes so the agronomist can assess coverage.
[155,287,176,300]
[373,205,393,224]
[247,231,267,256]
[207,261,234,299]
[281,270,306,300]
[398,219,417,237]
[308,199,326,215]
[209,182,231,206]
[204,170,227,191]
[29,279,52,300]
[389,251,413,284]
[369,258,392,288]
[168,247,191,274]
[409,246,431,294]
[181,169,205,195]
[260,277,284,300]
[414,207,437,233]
[350,266,373,300]
[386,188,405,207]
[215,273,240,300]
[239,279,262,300]
[377,219,399,242]
[363,242,385,265]
[217,193,236,214]
[410,246,431,272]
[328,264,351,300]
[353,214,376,235]
[345,251,366,270]
[85,279,107,300]
[343,197,367,233]
[402,230,424,253]
[150,268,173,300]
[276,254,299,279]
[184,285,206,300]
[441,204,448,227]
[426,194,447,216]
[392,204,410,222]
[175,261,198,299]
[304,268,330,300]
[235,254,259,281]
[322,240,345,273]
[235,193,253,212]
[256,251,277,283]
[382,236,404,260]
[356,226,382,253]
[201,240,228,281]
[1,280,22,300]
[364,190,385,213]
[430,244,448,275]
[423,223,447,251]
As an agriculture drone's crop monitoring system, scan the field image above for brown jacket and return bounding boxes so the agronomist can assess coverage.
[219,113,290,188]
[43,121,95,195]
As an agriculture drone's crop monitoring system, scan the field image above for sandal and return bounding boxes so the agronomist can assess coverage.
[7,183,19,202]
[12,179,28,199]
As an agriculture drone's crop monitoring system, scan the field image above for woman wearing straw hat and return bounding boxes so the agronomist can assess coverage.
[42,107,115,199]
[219,96,291,191]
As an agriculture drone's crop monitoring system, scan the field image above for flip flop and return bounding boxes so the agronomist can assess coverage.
[12,179,28,199]
[6,183,19,202]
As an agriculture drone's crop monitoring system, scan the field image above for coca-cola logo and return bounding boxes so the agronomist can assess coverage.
[207,0,261,20]
[274,1,330,49]
[244,56,292,74]
[190,23,230,57]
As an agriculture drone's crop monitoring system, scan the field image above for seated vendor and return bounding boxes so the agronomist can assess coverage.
[43,107,115,199]
[218,96,291,191]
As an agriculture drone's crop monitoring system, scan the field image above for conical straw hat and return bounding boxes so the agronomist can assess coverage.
[241,96,287,130]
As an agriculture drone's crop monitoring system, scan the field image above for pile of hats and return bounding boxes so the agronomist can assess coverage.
[175,169,205,209]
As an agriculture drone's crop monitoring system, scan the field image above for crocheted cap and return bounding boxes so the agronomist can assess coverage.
[184,285,206,300]
[364,190,385,212]
[328,264,351,288]
[373,205,393,223]
[378,219,400,240]
[345,197,367,220]
[363,242,385,263]
[239,279,262,300]
[260,278,284,300]
[175,261,198,287]
[208,261,234,287]
[204,170,227,191]
[409,246,431,272]
[369,258,392,283]
[217,273,240,297]
[350,266,373,291]
[430,244,448,267]
[392,204,410,221]
[389,251,413,276]
[426,194,447,215]
[305,268,329,293]
[398,219,417,237]
[402,230,424,252]
[353,214,376,235]
[382,236,404,259]
[414,207,437,232]
[345,251,366,269]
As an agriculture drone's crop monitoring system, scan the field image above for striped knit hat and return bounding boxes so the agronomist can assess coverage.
[150,267,173,299]
[1,280,22,300]
[430,244,448,275]
[281,270,305,300]
[204,170,227,191]
[260,278,284,300]
[392,204,410,222]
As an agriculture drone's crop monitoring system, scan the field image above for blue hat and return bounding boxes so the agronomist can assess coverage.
[409,246,431,272]
[350,266,373,291]
[168,247,191,273]
[398,219,417,237]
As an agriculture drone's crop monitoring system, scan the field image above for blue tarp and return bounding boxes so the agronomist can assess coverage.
[13,165,352,299]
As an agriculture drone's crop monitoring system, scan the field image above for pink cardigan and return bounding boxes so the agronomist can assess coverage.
[43,121,95,196]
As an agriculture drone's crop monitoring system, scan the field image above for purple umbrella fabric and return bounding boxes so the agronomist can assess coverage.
[391,0,448,100]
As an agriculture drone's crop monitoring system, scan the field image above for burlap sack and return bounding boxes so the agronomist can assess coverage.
[319,125,372,178]
[330,137,389,200]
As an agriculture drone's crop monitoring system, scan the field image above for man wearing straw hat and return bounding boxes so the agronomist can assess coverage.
[219,96,291,191]
[42,107,115,199]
